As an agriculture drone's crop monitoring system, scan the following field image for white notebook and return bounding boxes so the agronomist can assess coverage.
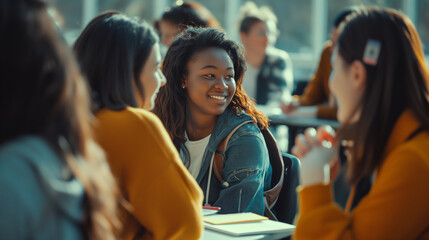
[204,219,295,236]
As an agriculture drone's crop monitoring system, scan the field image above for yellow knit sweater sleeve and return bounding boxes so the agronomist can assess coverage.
[95,107,203,240]
[294,133,429,240]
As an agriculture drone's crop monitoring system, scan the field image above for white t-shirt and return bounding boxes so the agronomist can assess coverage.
[183,133,211,179]
[242,63,259,100]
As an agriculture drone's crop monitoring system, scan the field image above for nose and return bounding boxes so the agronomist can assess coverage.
[214,77,228,90]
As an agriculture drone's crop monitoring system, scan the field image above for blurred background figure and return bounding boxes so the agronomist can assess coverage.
[157,1,221,48]
[281,8,358,119]
[239,1,293,107]
[0,0,120,239]
[74,11,203,240]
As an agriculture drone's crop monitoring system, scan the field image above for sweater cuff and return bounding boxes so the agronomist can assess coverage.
[316,105,338,120]
[298,184,333,213]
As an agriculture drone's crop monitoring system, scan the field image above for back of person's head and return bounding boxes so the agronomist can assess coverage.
[336,7,429,184]
[238,1,278,43]
[161,1,221,30]
[0,0,120,239]
[154,27,268,148]
[74,11,159,111]
[333,7,360,28]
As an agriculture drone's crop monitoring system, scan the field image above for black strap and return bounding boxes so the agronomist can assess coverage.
[406,126,425,141]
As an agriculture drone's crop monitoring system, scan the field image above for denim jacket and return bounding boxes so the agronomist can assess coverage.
[180,108,272,215]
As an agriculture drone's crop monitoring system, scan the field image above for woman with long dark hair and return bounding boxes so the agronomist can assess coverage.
[0,1,120,239]
[154,27,272,214]
[74,12,203,240]
[293,7,429,239]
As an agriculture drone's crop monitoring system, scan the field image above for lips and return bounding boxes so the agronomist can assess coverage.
[208,95,227,100]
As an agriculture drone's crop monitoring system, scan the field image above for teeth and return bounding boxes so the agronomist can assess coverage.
[209,95,226,100]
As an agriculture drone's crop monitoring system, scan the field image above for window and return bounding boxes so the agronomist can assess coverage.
[328,0,403,39]
[417,0,429,54]
[251,0,313,54]
[99,0,155,22]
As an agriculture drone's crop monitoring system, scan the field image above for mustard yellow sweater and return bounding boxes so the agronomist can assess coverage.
[298,41,337,120]
[294,110,429,240]
[94,107,203,240]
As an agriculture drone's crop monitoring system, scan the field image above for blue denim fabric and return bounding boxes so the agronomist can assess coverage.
[0,136,85,240]
[180,108,272,215]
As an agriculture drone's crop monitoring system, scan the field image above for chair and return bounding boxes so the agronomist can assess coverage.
[272,153,301,224]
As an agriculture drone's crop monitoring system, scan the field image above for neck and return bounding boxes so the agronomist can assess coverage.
[245,49,265,68]
[186,110,218,141]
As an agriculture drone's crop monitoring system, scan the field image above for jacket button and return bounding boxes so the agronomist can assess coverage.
[222,181,230,188]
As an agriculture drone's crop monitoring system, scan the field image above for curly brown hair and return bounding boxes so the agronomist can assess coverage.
[153,27,269,149]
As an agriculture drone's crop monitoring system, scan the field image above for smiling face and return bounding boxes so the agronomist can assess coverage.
[184,47,236,121]
[136,43,166,110]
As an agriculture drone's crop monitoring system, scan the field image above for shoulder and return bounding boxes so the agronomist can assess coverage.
[381,131,429,180]
[97,107,163,129]
[95,107,180,165]
[321,41,333,59]
[266,47,291,65]
[0,137,54,228]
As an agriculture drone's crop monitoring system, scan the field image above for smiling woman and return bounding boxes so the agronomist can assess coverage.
[154,27,272,215]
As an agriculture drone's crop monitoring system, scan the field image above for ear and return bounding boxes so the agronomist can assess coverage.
[349,60,366,90]
[240,32,247,43]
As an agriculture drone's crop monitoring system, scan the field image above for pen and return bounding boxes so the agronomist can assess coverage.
[203,206,221,210]
[238,188,242,213]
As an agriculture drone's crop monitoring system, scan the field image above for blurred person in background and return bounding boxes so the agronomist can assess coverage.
[157,1,221,48]
[281,8,358,119]
[239,1,293,107]
[0,0,120,239]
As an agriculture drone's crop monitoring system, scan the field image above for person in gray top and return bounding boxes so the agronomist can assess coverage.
[0,0,120,239]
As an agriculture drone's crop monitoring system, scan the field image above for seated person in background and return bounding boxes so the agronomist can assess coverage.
[157,1,221,48]
[0,1,119,239]
[281,8,357,119]
[154,27,272,215]
[239,1,293,106]
[292,7,429,239]
[74,12,203,240]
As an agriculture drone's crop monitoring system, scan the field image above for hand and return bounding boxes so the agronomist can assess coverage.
[292,126,337,187]
[281,99,299,114]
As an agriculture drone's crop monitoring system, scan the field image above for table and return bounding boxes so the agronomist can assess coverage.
[256,106,340,152]
[201,228,293,240]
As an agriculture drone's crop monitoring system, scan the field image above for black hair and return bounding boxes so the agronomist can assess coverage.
[154,27,268,149]
[333,7,359,28]
[74,11,158,111]
[336,7,429,184]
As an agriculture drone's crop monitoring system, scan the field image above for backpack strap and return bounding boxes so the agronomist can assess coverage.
[213,120,254,182]
[261,128,284,208]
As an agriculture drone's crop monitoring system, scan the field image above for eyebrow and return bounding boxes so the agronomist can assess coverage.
[200,65,234,70]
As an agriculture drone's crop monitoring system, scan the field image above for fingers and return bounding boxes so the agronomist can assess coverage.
[292,128,318,159]
[316,125,335,141]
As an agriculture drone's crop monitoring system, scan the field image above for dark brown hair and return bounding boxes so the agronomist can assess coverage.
[0,0,120,239]
[74,11,159,112]
[161,2,221,31]
[153,27,269,149]
[336,7,429,184]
